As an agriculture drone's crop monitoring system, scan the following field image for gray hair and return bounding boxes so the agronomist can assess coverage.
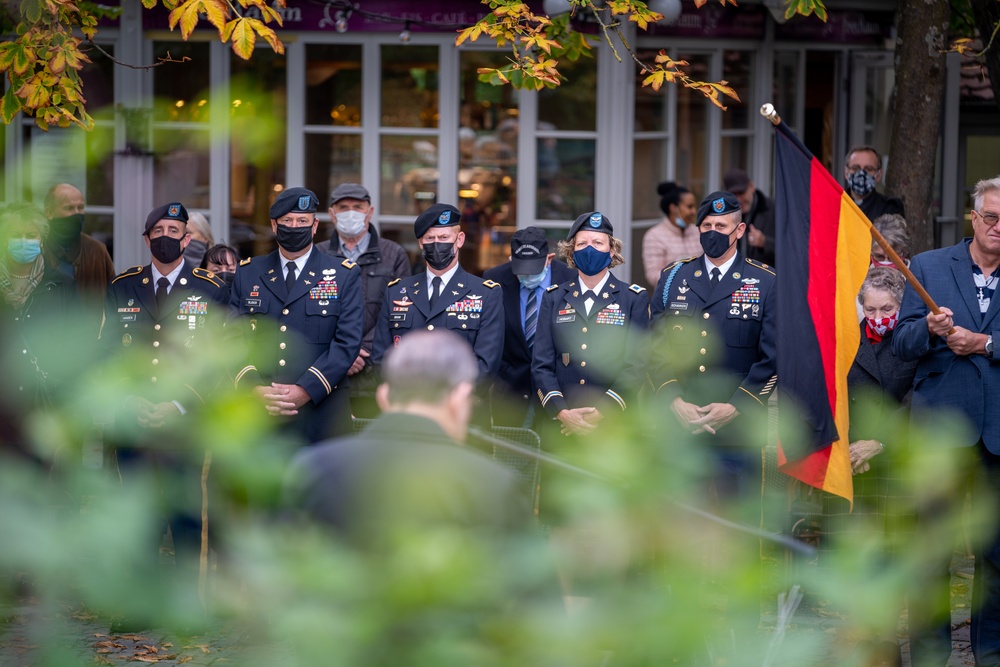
[858,266,905,306]
[382,330,478,406]
[872,213,911,260]
[186,211,214,245]
[973,176,1000,213]
[1,203,49,238]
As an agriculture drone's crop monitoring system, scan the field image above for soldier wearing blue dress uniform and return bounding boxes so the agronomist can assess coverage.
[228,187,363,444]
[100,202,228,631]
[371,203,504,379]
[531,211,649,436]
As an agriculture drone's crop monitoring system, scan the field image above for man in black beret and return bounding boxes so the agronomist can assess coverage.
[100,201,229,631]
[483,226,575,428]
[371,203,504,384]
[227,186,364,444]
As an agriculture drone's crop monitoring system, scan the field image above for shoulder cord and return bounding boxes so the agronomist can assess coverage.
[660,262,686,309]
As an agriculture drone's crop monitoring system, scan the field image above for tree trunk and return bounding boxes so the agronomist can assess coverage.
[970,0,1000,108]
[886,0,950,253]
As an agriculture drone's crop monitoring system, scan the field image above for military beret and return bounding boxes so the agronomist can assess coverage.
[697,191,742,227]
[270,187,320,219]
[414,203,461,239]
[329,183,371,205]
[567,211,613,239]
[143,202,188,235]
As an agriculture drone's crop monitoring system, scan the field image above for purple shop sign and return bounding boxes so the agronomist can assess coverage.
[142,0,491,32]
[774,11,894,45]
[644,2,766,40]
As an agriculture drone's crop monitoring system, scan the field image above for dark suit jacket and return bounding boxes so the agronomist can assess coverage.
[859,191,905,222]
[285,413,530,546]
[894,239,1000,452]
[482,260,575,425]
[848,324,917,441]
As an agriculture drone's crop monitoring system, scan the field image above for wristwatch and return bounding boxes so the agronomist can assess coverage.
[987,334,994,360]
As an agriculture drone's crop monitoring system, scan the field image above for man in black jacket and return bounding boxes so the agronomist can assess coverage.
[724,168,776,267]
[843,145,905,221]
[316,183,411,416]
[483,227,575,428]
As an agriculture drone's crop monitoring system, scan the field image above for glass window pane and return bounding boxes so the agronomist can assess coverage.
[536,138,595,220]
[153,128,210,209]
[634,49,668,132]
[380,134,438,217]
[675,54,710,198]
[538,58,596,132]
[633,139,667,220]
[22,125,115,206]
[231,49,287,257]
[305,133,362,208]
[720,137,750,182]
[86,213,114,260]
[459,51,519,246]
[305,44,362,126]
[82,43,116,119]
[722,50,753,130]
[152,42,211,122]
[381,45,439,128]
[772,51,799,131]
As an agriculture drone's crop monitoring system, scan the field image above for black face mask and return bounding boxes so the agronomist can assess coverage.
[422,242,456,271]
[700,229,736,259]
[214,271,236,287]
[275,224,314,253]
[149,235,185,264]
[48,214,84,248]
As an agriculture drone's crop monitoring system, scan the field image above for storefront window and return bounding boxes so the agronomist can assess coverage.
[633,48,671,221]
[305,134,362,211]
[632,139,666,221]
[722,50,753,130]
[152,42,211,123]
[537,58,596,132]
[458,50,519,273]
[773,51,799,132]
[380,134,438,217]
[675,53,711,198]
[152,128,210,208]
[381,45,439,128]
[536,138,596,220]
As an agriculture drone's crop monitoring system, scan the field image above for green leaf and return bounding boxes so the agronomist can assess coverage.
[1,86,23,124]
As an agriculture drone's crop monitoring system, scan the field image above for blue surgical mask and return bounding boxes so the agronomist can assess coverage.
[518,265,549,290]
[573,245,612,277]
[8,238,41,264]
[674,216,687,229]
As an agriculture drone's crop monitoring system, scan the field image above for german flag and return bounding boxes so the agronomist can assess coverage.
[772,120,873,503]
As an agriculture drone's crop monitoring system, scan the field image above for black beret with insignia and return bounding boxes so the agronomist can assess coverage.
[270,187,320,219]
[697,191,741,227]
[414,203,462,239]
[143,202,188,235]
[567,211,613,239]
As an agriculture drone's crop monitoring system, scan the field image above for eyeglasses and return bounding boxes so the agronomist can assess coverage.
[975,210,1000,226]
[848,166,879,175]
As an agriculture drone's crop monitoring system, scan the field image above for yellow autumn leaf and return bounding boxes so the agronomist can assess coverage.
[226,17,256,59]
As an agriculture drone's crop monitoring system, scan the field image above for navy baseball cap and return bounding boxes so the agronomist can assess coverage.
[567,211,614,239]
[697,191,742,227]
[270,187,320,219]
[414,203,461,239]
[143,202,188,235]
[510,227,549,276]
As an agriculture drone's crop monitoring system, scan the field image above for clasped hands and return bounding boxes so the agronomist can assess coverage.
[927,307,987,357]
[254,383,310,416]
[671,398,739,435]
[130,397,181,429]
[556,407,603,436]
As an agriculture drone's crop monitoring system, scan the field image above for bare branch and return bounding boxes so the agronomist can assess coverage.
[84,41,192,69]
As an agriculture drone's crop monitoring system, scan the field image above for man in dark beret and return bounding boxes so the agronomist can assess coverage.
[100,201,229,631]
[370,203,504,384]
[227,186,364,444]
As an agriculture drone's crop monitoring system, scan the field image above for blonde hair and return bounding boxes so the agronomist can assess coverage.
[557,234,625,270]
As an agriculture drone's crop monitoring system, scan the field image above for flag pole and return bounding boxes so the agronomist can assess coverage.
[759,103,953,332]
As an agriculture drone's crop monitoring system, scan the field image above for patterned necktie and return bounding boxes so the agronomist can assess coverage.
[285,261,297,292]
[155,277,170,315]
[710,267,721,286]
[524,287,538,349]
[429,275,443,310]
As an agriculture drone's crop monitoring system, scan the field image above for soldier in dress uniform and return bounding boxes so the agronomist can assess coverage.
[531,211,649,436]
[227,187,363,444]
[371,203,504,380]
[100,202,228,631]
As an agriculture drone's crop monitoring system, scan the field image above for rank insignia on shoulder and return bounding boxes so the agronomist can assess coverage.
[240,257,252,266]
[388,278,401,287]
[112,265,144,284]
[546,284,559,292]
[744,258,775,275]
[483,279,500,289]
[341,259,357,269]
[192,267,223,286]
[629,284,646,293]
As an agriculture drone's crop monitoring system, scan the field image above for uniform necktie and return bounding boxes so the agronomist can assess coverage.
[429,275,443,310]
[155,277,170,314]
[285,261,297,292]
[582,289,596,315]
[524,287,538,349]
[710,267,721,286]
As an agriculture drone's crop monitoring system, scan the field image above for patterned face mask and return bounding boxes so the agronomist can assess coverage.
[866,311,898,337]
[847,170,876,197]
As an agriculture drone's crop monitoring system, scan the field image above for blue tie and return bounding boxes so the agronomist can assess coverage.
[524,287,538,349]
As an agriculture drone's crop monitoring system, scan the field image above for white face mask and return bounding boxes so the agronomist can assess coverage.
[335,210,367,237]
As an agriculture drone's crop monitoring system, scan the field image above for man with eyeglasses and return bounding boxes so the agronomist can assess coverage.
[894,175,1000,667]
[843,145,905,222]
[228,187,363,444]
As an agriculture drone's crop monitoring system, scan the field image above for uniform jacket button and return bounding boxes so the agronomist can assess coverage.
[427,325,435,330]
[703,313,710,319]
[279,359,286,367]
[282,308,289,315]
